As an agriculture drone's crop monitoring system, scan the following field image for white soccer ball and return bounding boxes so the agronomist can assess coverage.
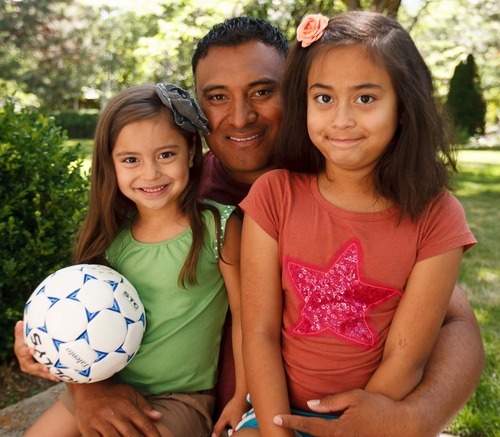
[23,264,146,383]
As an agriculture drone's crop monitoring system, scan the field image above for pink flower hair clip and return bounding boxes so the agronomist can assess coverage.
[296,14,329,48]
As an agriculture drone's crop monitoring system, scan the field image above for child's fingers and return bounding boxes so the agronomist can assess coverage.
[212,413,230,437]
[14,320,25,341]
[14,321,32,359]
[14,320,59,381]
[21,359,60,382]
[19,352,59,380]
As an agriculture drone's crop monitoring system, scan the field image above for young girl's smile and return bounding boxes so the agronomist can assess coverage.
[113,116,194,214]
[307,44,399,177]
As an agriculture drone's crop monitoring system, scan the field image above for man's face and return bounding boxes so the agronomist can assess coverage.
[195,41,285,184]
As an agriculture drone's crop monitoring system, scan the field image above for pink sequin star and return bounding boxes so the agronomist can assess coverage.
[287,239,401,347]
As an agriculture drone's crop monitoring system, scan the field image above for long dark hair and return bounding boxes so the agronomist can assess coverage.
[74,84,220,287]
[276,11,457,220]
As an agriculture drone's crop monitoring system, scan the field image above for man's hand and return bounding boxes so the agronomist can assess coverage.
[69,380,163,436]
[273,390,412,437]
[14,320,60,382]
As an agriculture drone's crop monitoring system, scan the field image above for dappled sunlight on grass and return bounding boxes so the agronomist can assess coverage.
[447,149,499,436]
[458,150,500,165]
[475,268,499,285]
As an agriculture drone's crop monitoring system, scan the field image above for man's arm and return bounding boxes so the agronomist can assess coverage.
[274,284,485,437]
[67,380,162,437]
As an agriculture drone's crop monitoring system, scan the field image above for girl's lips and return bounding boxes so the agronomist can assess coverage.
[329,137,363,146]
[331,137,361,141]
[140,185,167,193]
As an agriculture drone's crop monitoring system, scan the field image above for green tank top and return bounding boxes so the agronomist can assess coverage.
[106,202,235,394]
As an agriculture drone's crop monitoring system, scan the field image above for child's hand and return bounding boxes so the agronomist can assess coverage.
[14,320,59,382]
[212,395,249,437]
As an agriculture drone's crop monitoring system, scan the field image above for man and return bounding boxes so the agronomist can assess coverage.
[18,17,484,437]
[192,17,288,420]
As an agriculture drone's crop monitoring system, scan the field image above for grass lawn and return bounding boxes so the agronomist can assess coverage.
[64,138,93,154]
[64,140,498,436]
[445,148,500,437]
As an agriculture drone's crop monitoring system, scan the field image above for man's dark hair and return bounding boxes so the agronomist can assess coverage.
[192,17,289,74]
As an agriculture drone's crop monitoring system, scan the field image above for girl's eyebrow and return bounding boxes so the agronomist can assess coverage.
[309,82,383,91]
[114,150,140,157]
[351,83,383,91]
[114,144,180,157]
[309,82,331,91]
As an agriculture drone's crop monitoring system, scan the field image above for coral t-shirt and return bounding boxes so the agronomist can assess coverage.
[240,169,476,410]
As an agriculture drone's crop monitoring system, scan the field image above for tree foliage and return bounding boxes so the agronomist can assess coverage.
[88,7,161,107]
[402,0,498,127]
[0,1,161,110]
[0,0,95,109]
[0,0,497,128]
[447,54,487,138]
[241,0,401,40]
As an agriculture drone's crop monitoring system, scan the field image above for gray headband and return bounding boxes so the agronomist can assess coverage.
[155,83,209,135]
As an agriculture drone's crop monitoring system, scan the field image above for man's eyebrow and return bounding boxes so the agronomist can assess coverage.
[201,78,279,94]
[201,84,228,94]
[248,78,280,88]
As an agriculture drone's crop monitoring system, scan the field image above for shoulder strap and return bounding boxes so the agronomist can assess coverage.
[201,200,236,259]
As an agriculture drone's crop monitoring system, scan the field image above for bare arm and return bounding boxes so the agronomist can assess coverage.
[213,215,250,435]
[365,248,463,400]
[240,215,294,437]
[399,283,485,433]
[66,379,162,437]
[274,284,485,436]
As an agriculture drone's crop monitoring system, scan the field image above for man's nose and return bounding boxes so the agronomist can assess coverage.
[228,98,257,128]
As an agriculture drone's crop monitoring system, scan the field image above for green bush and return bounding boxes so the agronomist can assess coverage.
[0,100,90,360]
[447,54,487,139]
[53,110,99,139]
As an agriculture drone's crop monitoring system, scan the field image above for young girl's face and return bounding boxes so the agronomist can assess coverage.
[307,44,399,176]
[112,115,194,215]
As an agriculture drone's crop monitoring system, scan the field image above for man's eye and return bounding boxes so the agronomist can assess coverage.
[208,94,225,101]
[254,89,272,97]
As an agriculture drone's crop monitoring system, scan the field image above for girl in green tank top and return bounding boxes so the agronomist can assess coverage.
[19,83,248,437]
